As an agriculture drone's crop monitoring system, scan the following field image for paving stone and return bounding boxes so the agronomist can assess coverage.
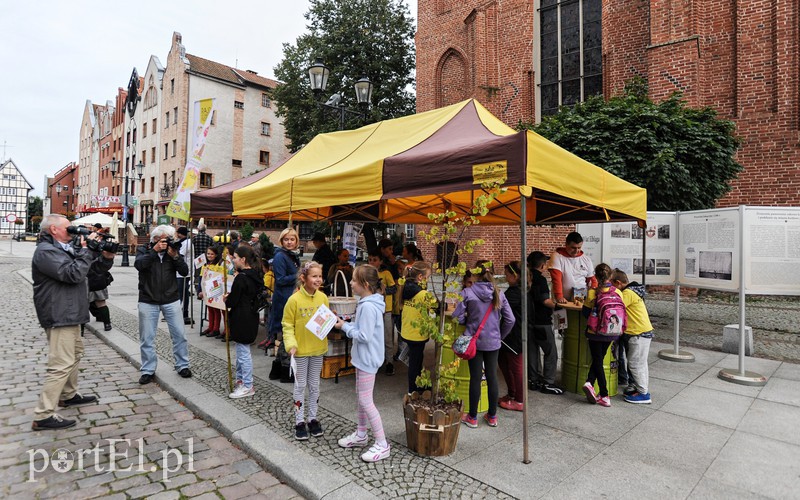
[218,481,259,499]
[179,479,216,496]
[124,481,165,499]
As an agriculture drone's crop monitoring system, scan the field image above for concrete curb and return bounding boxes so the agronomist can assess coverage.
[89,323,372,499]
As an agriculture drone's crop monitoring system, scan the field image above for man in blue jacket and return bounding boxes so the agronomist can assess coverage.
[135,225,191,385]
[32,214,113,430]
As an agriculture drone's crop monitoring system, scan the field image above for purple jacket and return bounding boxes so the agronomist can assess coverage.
[452,282,515,351]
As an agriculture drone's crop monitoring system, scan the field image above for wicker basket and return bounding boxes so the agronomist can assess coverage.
[321,355,354,379]
[329,269,358,315]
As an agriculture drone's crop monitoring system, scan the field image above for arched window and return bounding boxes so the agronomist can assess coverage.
[436,49,469,108]
[539,0,602,117]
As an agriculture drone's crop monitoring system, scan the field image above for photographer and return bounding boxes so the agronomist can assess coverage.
[31,214,111,430]
[134,225,191,385]
[87,224,117,331]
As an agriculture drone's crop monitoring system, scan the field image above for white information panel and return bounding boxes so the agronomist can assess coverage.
[578,212,677,285]
[605,212,676,285]
[677,208,740,291]
[743,207,800,295]
[575,223,603,269]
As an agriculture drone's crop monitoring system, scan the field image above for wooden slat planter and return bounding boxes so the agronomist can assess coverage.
[402,392,462,456]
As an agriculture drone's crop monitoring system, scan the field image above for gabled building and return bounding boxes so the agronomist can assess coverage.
[0,159,34,235]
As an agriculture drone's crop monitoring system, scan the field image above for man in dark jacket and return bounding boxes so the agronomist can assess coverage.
[31,214,112,430]
[310,232,336,282]
[135,225,191,385]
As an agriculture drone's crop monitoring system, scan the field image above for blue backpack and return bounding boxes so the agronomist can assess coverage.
[586,285,627,336]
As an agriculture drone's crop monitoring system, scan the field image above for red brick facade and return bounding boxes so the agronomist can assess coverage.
[416,0,800,267]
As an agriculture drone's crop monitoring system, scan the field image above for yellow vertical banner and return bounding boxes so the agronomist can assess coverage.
[167,98,215,221]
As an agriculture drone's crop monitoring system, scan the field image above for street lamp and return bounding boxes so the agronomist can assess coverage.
[307,58,374,130]
[110,158,144,267]
[55,183,73,215]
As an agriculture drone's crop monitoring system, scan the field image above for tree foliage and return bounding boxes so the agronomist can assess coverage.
[519,79,743,211]
[272,0,416,151]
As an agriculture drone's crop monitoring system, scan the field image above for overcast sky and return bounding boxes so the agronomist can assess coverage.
[0,0,417,196]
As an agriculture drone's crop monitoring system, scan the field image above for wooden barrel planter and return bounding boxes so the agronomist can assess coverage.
[402,392,462,457]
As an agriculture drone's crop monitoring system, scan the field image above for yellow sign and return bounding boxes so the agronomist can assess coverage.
[472,161,508,185]
[199,98,213,125]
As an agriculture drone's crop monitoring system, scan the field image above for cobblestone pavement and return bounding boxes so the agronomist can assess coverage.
[101,297,514,498]
[647,296,800,363]
[0,262,300,499]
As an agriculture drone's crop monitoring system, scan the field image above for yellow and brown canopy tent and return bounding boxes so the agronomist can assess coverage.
[231,99,646,225]
[227,99,646,463]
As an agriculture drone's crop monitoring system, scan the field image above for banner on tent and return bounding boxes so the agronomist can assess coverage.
[342,223,362,266]
[167,98,215,221]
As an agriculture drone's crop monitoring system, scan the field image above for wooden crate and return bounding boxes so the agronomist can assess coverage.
[321,355,354,379]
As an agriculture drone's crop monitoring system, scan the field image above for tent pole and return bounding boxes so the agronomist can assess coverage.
[520,198,530,464]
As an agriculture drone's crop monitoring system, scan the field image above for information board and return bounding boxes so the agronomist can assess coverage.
[677,208,740,291]
[743,207,800,295]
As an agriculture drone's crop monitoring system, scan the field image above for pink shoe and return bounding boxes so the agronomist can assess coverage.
[582,382,598,404]
[461,413,478,428]
[597,396,611,407]
[499,400,524,412]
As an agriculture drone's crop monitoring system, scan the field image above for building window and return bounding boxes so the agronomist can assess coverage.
[405,224,416,241]
[261,94,271,107]
[165,112,170,127]
[164,144,168,160]
[142,150,147,164]
[142,124,147,138]
[170,78,175,95]
[152,147,156,163]
[173,107,178,124]
[152,118,157,133]
[172,140,177,157]
[261,122,271,136]
[259,151,269,165]
[539,0,602,117]
[232,159,242,167]
[150,177,155,192]
[200,173,212,188]
[234,101,244,110]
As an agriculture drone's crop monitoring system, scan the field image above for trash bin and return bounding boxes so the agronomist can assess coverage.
[441,321,488,413]
[560,305,618,396]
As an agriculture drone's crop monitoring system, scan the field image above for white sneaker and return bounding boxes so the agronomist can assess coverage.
[338,431,369,448]
[361,442,390,463]
[229,385,255,399]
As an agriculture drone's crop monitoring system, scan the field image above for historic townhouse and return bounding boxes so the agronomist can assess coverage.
[0,159,34,235]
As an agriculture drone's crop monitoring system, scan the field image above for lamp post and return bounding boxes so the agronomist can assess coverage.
[307,58,374,131]
[110,158,144,267]
[55,183,74,217]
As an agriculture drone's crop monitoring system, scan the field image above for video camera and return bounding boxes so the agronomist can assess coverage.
[66,226,120,253]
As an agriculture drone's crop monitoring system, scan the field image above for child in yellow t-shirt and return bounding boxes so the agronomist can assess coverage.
[400,261,434,395]
[282,261,329,441]
[611,269,653,405]
[368,251,396,376]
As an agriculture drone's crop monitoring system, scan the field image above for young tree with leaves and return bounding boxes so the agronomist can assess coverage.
[519,79,743,211]
[272,0,416,151]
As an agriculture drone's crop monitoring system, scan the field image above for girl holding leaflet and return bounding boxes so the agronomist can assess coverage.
[282,261,329,440]
[335,265,391,462]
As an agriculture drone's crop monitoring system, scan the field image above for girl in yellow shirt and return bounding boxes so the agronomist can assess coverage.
[282,261,329,441]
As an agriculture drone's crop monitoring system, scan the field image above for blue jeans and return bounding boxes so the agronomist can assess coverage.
[235,342,253,388]
[138,300,189,375]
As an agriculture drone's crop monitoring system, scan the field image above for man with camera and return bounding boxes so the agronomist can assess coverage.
[31,214,115,430]
[135,225,192,385]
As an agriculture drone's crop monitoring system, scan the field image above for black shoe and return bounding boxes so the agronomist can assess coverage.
[178,368,192,378]
[183,318,192,325]
[201,329,212,336]
[392,351,400,362]
[540,384,564,395]
[104,323,112,332]
[623,387,637,396]
[220,335,227,342]
[384,362,395,376]
[209,331,221,338]
[32,414,76,431]
[529,380,543,391]
[139,373,155,385]
[308,419,324,437]
[58,393,98,408]
[295,422,309,441]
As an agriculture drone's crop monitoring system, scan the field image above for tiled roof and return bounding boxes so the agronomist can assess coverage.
[186,53,279,89]
[233,69,279,89]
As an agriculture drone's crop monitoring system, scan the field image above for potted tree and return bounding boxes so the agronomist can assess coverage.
[401,181,505,456]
